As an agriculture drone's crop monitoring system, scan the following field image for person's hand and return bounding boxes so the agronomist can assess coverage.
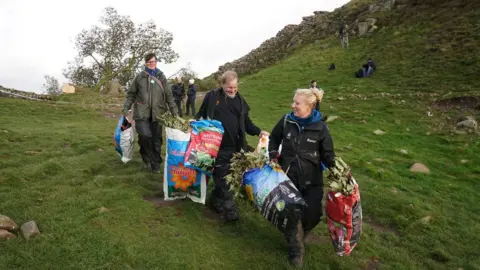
[269,150,279,161]
[260,130,270,137]
[122,109,130,117]
[188,119,196,123]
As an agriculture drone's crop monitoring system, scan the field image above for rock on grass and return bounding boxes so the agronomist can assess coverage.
[410,163,430,173]
[21,221,41,240]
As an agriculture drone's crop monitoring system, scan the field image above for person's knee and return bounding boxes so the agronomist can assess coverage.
[136,122,152,138]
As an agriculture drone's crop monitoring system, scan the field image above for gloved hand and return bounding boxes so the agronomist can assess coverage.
[268,150,279,161]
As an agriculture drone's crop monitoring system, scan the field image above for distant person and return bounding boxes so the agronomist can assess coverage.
[355,64,373,78]
[268,88,336,267]
[339,22,349,49]
[171,77,185,116]
[186,79,197,116]
[309,80,323,111]
[122,53,178,173]
[328,63,336,70]
[368,58,376,71]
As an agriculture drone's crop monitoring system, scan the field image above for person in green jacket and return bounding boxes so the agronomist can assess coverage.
[122,53,179,173]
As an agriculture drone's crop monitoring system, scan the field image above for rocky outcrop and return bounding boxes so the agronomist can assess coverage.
[211,0,398,78]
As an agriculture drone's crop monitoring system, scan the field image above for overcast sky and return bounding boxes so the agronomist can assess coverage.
[0,0,349,93]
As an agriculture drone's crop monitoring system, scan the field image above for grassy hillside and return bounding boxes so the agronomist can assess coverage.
[1,0,480,269]
[210,0,480,94]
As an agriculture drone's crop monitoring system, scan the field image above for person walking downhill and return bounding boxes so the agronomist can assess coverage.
[268,88,336,267]
[122,53,178,173]
[196,70,269,222]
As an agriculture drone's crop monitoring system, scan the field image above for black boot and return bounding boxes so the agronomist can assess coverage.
[151,163,161,174]
[207,194,224,214]
[223,198,239,222]
[285,220,305,267]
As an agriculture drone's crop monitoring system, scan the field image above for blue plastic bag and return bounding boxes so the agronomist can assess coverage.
[164,127,207,204]
[243,164,306,234]
[113,115,134,163]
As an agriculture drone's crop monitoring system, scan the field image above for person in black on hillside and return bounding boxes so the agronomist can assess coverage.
[268,88,336,267]
[195,70,270,222]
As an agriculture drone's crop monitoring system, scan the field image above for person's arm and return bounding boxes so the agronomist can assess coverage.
[268,116,284,153]
[123,75,138,114]
[319,123,335,168]
[245,114,261,136]
[161,75,178,115]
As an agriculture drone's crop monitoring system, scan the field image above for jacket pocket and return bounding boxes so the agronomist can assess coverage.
[133,103,149,119]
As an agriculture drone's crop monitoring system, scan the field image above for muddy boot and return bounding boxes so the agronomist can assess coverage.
[285,220,305,267]
[151,163,161,174]
[223,198,239,222]
[303,229,310,246]
[207,194,224,214]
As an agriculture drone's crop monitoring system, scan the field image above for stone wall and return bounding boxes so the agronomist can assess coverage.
[0,85,54,101]
[211,0,397,79]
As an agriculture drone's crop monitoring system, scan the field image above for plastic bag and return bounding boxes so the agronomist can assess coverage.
[164,127,207,204]
[113,115,134,163]
[184,119,224,174]
[243,163,306,234]
[326,176,362,256]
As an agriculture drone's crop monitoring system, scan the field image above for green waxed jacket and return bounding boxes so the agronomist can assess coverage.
[123,69,178,121]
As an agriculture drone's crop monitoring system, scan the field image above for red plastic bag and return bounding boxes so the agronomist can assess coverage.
[184,119,224,175]
[326,177,362,256]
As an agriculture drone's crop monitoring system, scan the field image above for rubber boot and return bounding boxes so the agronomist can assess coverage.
[285,220,305,267]
[223,198,239,222]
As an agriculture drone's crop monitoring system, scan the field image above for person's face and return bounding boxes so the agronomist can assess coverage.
[312,82,317,87]
[176,77,182,83]
[223,79,238,98]
[292,94,312,118]
[145,57,157,70]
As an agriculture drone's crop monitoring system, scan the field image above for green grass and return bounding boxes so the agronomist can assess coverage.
[2,3,480,269]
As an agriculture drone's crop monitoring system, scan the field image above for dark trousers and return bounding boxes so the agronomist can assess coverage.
[210,152,236,213]
[285,166,324,258]
[186,97,196,116]
[174,99,183,116]
[135,120,163,169]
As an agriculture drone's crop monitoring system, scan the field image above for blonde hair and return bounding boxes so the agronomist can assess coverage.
[295,88,324,106]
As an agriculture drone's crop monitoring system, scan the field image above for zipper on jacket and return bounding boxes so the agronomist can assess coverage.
[285,119,305,180]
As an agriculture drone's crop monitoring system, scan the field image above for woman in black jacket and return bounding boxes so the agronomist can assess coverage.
[268,88,336,267]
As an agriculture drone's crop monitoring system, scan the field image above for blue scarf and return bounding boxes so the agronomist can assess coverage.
[288,110,322,128]
[145,67,158,77]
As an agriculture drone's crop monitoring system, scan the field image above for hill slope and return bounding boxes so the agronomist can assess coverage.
[211,0,480,93]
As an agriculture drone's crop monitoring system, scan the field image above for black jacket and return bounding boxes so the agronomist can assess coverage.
[187,84,197,98]
[269,113,335,188]
[196,88,261,156]
[171,83,185,99]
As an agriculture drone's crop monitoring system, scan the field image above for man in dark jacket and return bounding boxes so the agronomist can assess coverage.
[186,78,197,116]
[122,53,178,173]
[171,77,185,116]
[196,70,269,222]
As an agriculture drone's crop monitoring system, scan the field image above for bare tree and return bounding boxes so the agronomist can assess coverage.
[63,6,179,91]
[41,75,61,95]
